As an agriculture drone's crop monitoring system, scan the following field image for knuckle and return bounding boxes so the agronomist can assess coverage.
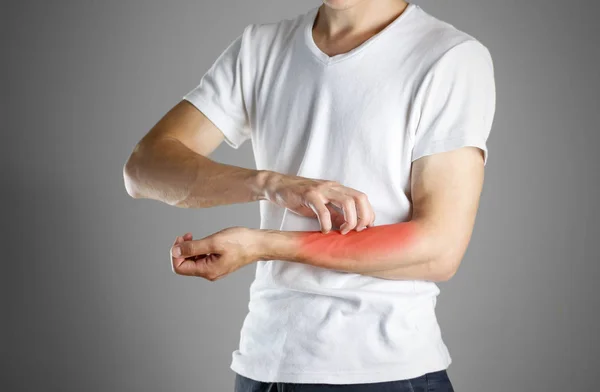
[205,238,216,250]
[206,273,219,281]
[358,211,372,223]
[171,260,180,274]
[355,192,369,203]
[304,189,319,199]
[343,198,356,210]
[321,180,338,189]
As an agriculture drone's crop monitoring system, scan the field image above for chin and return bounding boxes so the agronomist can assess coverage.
[322,0,365,11]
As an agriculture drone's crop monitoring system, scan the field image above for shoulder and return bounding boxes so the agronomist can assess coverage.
[239,9,310,53]
[404,5,493,70]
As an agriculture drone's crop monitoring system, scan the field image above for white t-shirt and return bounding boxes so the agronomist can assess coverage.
[183,3,495,384]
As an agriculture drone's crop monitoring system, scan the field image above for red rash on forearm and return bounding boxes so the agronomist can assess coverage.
[285,222,422,272]
[301,222,417,256]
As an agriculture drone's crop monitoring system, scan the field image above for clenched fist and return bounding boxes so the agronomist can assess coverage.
[170,227,264,281]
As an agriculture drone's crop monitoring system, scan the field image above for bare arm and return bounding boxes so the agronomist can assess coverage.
[254,146,485,282]
[171,146,486,282]
[123,100,269,208]
[123,100,376,232]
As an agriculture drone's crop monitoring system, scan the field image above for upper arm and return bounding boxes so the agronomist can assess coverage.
[139,24,254,157]
[181,25,253,150]
[408,40,496,278]
[410,147,485,277]
[140,99,226,157]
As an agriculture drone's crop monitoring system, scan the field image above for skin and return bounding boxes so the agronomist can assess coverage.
[314,0,410,58]
[123,101,375,234]
[169,145,484,282]
[124,0,485,283]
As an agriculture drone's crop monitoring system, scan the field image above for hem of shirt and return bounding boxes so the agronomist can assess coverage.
[229,356,452,384]
[411,135,488,166]
[182,92,250,149]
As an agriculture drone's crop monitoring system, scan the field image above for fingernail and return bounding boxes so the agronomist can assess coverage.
[172,246,181,257]
[357,226,365,232]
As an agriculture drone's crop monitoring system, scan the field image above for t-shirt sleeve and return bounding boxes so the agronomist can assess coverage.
[182,25,253,149]
[410,40,496,165]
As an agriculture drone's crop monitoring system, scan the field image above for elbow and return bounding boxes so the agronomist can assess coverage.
[424,227,470,282]
[431,251,463,282]
[436,263,458,282]
[123,152,142,199]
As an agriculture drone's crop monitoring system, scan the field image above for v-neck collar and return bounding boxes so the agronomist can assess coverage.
[302,3,416,66]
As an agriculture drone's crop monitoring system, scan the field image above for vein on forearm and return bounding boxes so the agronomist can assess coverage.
[181,154,267,208]
[127,137,269,208]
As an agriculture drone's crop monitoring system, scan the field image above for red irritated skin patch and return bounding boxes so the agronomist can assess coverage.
[291,222,422,272]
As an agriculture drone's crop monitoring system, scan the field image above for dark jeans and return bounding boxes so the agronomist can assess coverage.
[234,370,455,392]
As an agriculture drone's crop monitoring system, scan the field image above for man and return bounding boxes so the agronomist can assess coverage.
[123,0,495,390]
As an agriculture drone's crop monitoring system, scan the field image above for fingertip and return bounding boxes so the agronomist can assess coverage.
[339,223,348,235]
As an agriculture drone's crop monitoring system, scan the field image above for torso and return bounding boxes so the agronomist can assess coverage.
[229,3,481,383]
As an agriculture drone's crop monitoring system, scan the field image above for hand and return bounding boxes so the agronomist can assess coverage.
[169,227,262,281]
[262,172,376,234]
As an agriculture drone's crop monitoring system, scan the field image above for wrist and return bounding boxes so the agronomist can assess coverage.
[251,228,295,262]
[252,170,280,202]
[260,170,287,203]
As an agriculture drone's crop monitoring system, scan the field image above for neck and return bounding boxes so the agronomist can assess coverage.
[315,0,409,39]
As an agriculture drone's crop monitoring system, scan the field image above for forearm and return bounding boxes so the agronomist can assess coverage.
[257,221,454,282]
[123,137,271,208]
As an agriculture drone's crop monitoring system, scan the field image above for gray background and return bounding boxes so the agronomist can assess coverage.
[3,0,599,391]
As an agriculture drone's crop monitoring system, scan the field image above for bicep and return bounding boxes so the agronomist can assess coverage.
[410,146,485,264]
[142,99,226,157]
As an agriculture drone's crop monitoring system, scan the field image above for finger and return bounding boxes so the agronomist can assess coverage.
[331,195,357,235]
[341,197,357,234]
[352,192,374,231]
[174,255,212,277]
[175,235,192,247]
[369,211,376,227]
[171,236,186,273]
[171,235,216,277]
[172,236,185,254]
[305,192,332,233]
[171,236,184,258]
[291,205,318,218]
[326,204,346,230]
[177,238,215,258]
